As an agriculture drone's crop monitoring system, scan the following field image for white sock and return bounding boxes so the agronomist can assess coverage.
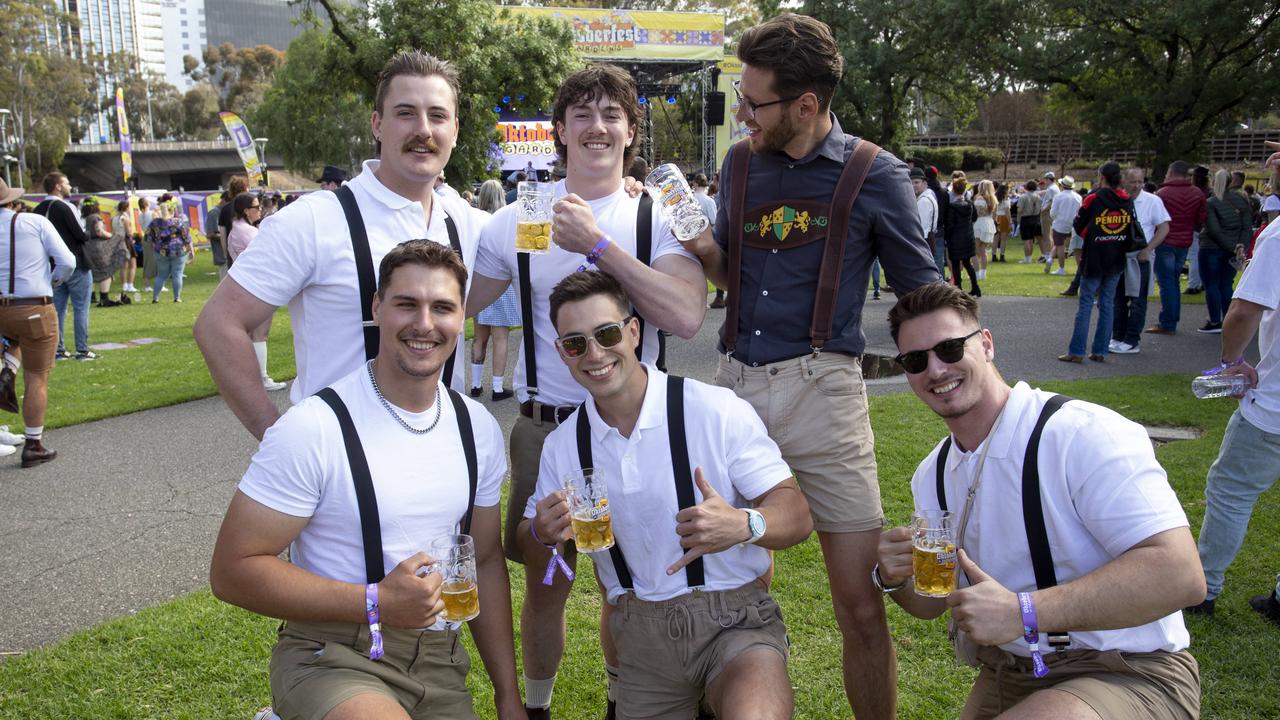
[3,351,19,372]
[253,341,269,379]
[470,363,484,389]
[605,663,620,702]
[492,376,505,393]
[523,674,556,709]
[25,426,42,440]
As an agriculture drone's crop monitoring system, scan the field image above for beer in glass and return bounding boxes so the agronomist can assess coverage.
[515,181,554,254]
[429,534,480,622]
[565,468,615,552]
[912,510,957,597]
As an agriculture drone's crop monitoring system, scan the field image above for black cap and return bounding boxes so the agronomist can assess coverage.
[909,167,926,181]
[316,165,348,184]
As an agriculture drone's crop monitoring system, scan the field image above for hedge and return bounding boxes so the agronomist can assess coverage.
[904,145,1005,173]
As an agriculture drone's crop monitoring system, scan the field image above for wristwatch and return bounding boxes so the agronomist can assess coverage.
[743,508,766,545]
[872,563,906,594]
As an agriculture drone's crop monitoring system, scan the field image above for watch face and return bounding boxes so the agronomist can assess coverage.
[748,512,765,536]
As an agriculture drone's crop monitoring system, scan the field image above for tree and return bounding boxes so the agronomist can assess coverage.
[1001,0,1280,179]
[278,0,578,186]
[98,53,185,141]
[190,43,286,118]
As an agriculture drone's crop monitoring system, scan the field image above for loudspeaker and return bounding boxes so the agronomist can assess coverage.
[705,91,726,126]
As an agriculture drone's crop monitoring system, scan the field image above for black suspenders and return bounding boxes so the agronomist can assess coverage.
[573,374,704,590]
[316,385,478,584]
[517,193,660,402]
[336,186,462,382]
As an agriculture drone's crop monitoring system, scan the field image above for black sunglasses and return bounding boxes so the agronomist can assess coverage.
[555,317,633,358]
[894,329,982,374]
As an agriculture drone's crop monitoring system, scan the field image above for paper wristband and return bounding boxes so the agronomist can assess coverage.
[365,582,384,661]
[1017,591,1049,678]
[577,236,613,272]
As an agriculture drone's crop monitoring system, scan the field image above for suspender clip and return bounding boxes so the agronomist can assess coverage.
[810,345,823,358]
[361,320,376,328]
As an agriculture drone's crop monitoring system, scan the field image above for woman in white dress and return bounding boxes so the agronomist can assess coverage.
[972,179,998,279]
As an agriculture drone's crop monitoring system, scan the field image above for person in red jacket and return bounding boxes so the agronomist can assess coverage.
[1148,161,1207,334]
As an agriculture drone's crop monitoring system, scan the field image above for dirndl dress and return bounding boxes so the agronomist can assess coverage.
[478,284,521,327]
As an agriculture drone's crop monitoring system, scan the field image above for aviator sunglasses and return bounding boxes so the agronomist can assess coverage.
[893,329,982,374]
[555,317,634,358]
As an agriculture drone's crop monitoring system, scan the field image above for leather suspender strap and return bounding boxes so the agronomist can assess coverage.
[935,437,951,513]
[317,387,385,584]
[9,214,17,296]
[633,194,664,369]
[722,141,752,355]
[811,139,880,352]
[445,386,478,536]
[441,214,461,387]
[1022,394,1070,592]
[518,253,538,398]
[336,186,379,362]
[576,406,634,589]
[666,375,704,586]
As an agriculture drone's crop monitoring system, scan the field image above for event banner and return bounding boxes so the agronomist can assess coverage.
[218,111,263,182]
[115,88,132,184]
[497,121,556,171]
[504,7,723,61]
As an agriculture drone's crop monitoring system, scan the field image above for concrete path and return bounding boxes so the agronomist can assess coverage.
[0,293,1230,654]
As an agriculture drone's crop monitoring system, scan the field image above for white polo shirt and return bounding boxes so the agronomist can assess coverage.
[526,366,792,604]
[1050,189,1082,234]
[911,382,1191,657]
[0,209,76,297]
[916,190,938,236]
[239,363,505,587]
[1132,190,1171,247]
[1233,220,1280,434]
[229,160,484,403]
[473,180,696,406]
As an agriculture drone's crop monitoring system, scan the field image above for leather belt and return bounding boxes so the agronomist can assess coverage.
[0,296,52,306]
[519,400,576,425]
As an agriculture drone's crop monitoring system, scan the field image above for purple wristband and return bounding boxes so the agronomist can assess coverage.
[1017,591,1049,678]
[576,236,613,272]
[365,582,384,661]
[530,522,575,586]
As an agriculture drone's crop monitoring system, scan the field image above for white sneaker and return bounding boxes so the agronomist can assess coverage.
[0,425,23,445]
[1055,267,1066,275]
[1111,341,1140,354]
[252,708,281,720]
[1019,258,1032,264]
[0,443,14,457]
[263,377,288,391]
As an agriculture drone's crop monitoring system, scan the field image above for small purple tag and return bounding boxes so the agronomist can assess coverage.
[542,548,575,586]
[1031,651,1049,678]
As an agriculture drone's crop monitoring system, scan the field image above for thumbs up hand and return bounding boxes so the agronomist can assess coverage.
[668,467,751,575]
[946,549,1024,646]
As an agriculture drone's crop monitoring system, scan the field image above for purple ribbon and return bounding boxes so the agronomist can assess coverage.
[531,522,575,586]
[1018,591,1049,678]
[365,582,384,661]
[1203,357,1245,376]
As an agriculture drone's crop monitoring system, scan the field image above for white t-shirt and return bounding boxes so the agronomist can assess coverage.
[1132,190,1171,247]
[0,209,76,297]
[230,160,485,403]
[911,382,1191,656]
[916,190,939,236]
[1232,220,1280,433]
[473,179,697,406]
[1263,195,1280,214]
[1040,184,1060,214]
[526,366,791,603]
[238,363,505,589]
[1050,190,1082,234]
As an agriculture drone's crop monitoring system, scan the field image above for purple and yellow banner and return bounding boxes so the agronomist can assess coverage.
[218,111,263,182]
[504,7,724,61]
[115,88,132,184]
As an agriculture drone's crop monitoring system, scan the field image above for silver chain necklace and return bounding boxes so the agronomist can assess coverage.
[366,360,442,435]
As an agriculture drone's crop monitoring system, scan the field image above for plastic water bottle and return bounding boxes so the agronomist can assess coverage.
[1191,374,1250,399]
[643,164,710,242]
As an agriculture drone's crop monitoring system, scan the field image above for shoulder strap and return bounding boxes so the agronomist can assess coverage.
[445,387,478,536]
[576,405,635,590]
[935,436,951,513]
[518,252,537,398]
[336,186,378,362]
[633,194,660,367]
[812,139,880,351]
[666,375,704,587]
[316,387,385,584]
[722,141,752,355]
[9,214,18,296]
[1022,394,1072,591]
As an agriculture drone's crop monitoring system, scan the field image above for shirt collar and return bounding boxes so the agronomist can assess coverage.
[351,159,424,212]
[585,364,667,441]
[944,381,1030,471]
[759,113,847,166]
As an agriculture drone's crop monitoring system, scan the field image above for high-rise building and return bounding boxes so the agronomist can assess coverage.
[159,0,207,90]
[59,0,164,141]
[205,0,306,52]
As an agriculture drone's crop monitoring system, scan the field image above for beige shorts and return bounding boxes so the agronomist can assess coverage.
[269,620,475,720]
[504,414,575,564]
[0,303,57,374]
[964,645,1200,720]
[610,582,789,720]
[716,353,883,533]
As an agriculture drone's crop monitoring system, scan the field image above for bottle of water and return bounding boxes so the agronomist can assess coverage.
[1191,374,1250,399]
[643,164,710,242]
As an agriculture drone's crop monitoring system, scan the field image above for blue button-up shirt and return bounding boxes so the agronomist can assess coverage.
[715,116,940,364]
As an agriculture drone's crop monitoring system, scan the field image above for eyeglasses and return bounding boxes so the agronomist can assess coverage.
[248,204,261,210]
[732,81,801,120]
[555,317,633,358]
[894,329,982,375]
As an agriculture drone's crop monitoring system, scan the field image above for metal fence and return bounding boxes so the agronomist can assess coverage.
[906,130,1280,166]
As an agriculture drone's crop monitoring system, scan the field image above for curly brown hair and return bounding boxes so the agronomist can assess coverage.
[552,64,643,173]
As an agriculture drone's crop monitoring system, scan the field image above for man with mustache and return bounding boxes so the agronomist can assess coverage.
[195,50,486,440]
[675,13,939,719]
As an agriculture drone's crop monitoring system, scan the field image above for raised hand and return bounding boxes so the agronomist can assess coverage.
[667,467,749,575]
[945,550,1022,646]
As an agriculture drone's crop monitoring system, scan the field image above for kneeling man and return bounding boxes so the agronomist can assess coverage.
[876,282,1205,720]
[210,241,523,720]
[521,271,812,719]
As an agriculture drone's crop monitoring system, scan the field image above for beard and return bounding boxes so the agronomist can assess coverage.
[751,111,798,156]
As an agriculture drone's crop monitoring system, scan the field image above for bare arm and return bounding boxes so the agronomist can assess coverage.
[192,278,283,439]
[209,491,445,628]
[463,506,525,719]
[1138,221,1169,261]
[597,249,706,339]
[876,525,949,620]
[1221,298,1264,363]
[684,228,730,289]
[466,273,511,319]
[667,472,811,575]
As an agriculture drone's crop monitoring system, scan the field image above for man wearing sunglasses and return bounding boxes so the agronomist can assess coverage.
[466,64,707,718]
[521,270,811,720]
[876,282,1203,719]
[673,13,939,719]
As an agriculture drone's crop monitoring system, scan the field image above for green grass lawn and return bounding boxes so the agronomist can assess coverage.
[928,252,1214,301]
[2,374,1276,719]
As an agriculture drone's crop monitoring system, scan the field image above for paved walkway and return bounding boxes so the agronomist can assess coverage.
[0,294,1230,654]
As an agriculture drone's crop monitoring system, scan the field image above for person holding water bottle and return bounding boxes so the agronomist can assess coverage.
[210,242,523,720]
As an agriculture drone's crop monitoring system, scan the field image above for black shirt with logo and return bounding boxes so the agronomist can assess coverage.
[1073,187,1141,278]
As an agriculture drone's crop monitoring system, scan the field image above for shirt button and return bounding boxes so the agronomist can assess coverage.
[769,367,778,376]
[771,249,778,254]
[751,362,759,367]
[754,330,761,336]
[762,290,769,296]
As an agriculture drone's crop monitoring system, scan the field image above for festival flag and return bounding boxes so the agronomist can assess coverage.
[115,88,132,184]
[218,111,264,183]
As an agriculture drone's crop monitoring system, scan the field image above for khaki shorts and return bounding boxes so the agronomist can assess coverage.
[269,620,475,720]
[1040,210,1053,240]
[504,414,577,564]
[716,353,883,533]
[1052,230,1071,247]
[964,645,1200,720]
[0,303,57,374]
[610,582,789,720]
